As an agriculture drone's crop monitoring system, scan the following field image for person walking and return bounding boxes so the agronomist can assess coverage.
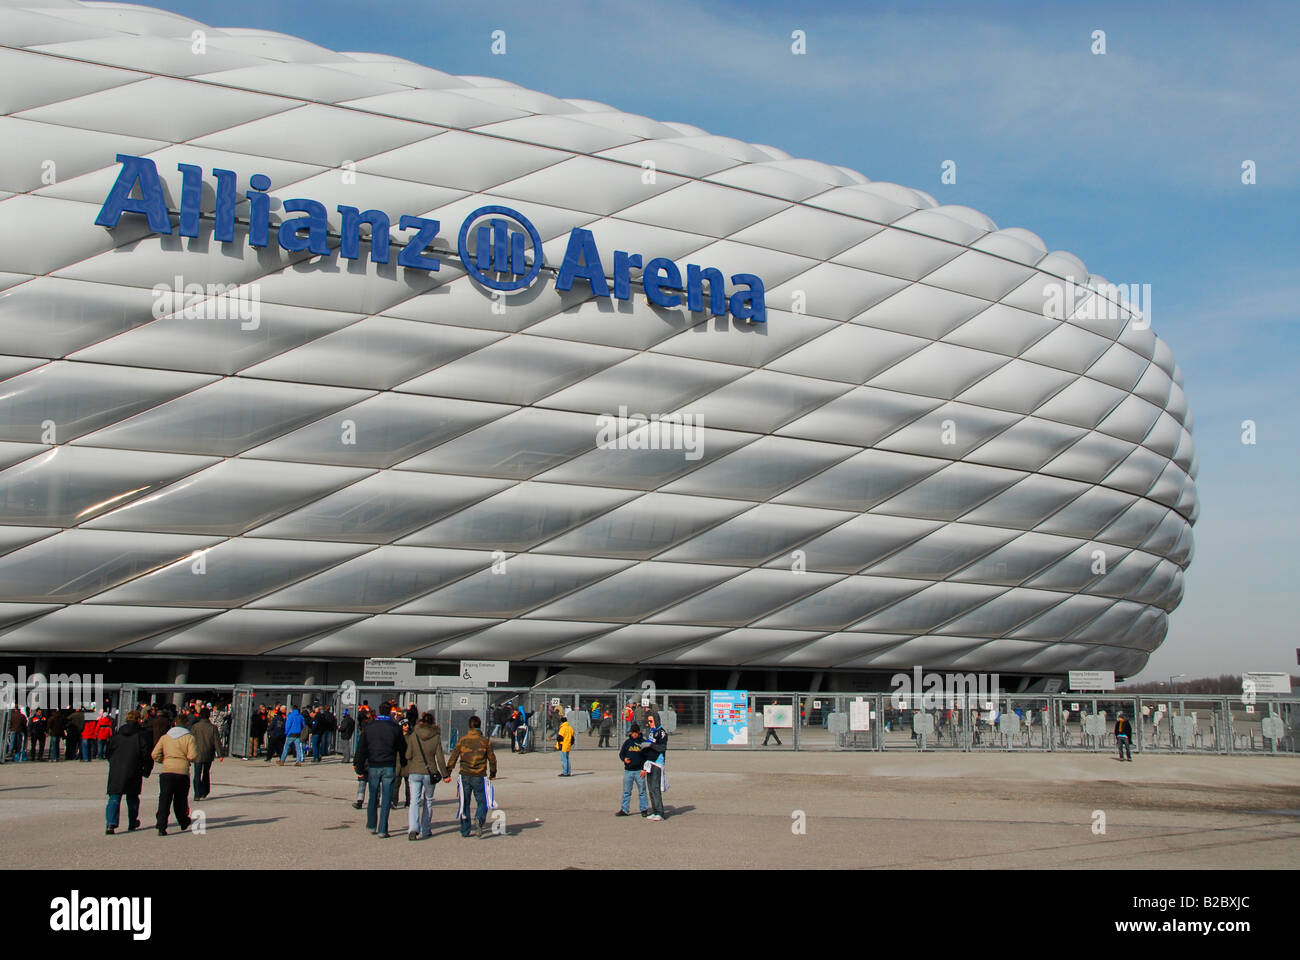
[279,705,306,765]
[1115,713,1134,761]
[394,718,412,808]
[405,712,448,841]
[149,707,169,747]
[443,715,497,839]
[354,701,406,838]
[105,711,153,834]
[598,710,614,748]
[762,699,783,746]
[616,724,649,817]
[150,715,197,835]
[622,702,635,736]
[337,710,355,765]
[189,707,223,800]
[555,710,575,777]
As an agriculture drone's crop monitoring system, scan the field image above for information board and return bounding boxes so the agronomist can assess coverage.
[849,698,871,732]
[710,690,748,745]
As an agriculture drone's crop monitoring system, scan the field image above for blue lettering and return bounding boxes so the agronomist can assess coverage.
[338,206,391,264]
[555,228,610,297]
[728,273,767,324]
[396,215,440,270]
[278,198,330,256]
[644,257,682,308]
[94,154,171,234]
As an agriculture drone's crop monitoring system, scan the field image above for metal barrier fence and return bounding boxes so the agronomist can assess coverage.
[1,686,1295,762]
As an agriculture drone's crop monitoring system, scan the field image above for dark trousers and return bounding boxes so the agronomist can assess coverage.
[312,733,323,761]
[156,773,191,831]
[193,761,212,799]
[30,734,45,760]
[66,736,79,762]
[763,728,783,745]
[598,729,612,747]
[646,766,665,816]
[1117,735,1131,760]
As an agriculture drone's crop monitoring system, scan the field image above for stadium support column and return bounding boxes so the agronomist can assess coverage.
[303,668,316,709]
[170,659,190,708]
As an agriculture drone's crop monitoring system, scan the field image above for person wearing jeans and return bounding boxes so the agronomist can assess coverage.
[105,711,152,835]
[278,707,306,765]
[405,712,448,840]
[366,764,397,836]
[617,725,648,817]
[1115,713,1134,761]
[443,715,497,838]
[354,703,406,838]
[555,712,574,777]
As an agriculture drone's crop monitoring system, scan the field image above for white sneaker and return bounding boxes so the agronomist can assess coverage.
[646,814,663,821]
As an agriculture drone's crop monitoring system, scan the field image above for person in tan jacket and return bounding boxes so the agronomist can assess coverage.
[150,718,197,835]
[404,713,448,841]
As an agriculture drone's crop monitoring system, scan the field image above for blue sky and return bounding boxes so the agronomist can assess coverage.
[154,0,1300,680]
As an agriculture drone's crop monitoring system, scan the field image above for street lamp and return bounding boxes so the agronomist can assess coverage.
[1168,674,1186,695]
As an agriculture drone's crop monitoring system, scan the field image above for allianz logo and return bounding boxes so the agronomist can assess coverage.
[95,155,767,324]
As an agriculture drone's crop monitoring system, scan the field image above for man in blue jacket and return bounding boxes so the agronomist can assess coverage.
[278,706,306,765]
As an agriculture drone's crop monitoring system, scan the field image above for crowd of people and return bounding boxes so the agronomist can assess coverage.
[5,694,677,838]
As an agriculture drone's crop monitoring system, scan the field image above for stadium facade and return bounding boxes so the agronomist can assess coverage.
[0,0,1197,690]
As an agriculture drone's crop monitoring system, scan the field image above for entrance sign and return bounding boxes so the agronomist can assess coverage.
[1068,670,1115,691]
[363,658,415,684]
[709,690,748,745]
[459,660,508,684]
[1242,672,1291,695]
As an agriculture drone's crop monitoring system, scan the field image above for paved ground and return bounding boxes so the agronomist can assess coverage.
[2,743,1297,869]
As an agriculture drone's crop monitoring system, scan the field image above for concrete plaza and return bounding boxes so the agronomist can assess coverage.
[1,742,1297,869]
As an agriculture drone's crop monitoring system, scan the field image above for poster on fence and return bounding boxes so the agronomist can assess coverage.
[710,690,748,745]
[849,698,871,732]
[762,704,793,728]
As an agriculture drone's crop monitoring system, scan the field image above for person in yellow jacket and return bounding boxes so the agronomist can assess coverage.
[555,711,575,777]
[150,716,198,835]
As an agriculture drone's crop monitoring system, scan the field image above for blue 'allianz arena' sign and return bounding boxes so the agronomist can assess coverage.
[94,154,766,323]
